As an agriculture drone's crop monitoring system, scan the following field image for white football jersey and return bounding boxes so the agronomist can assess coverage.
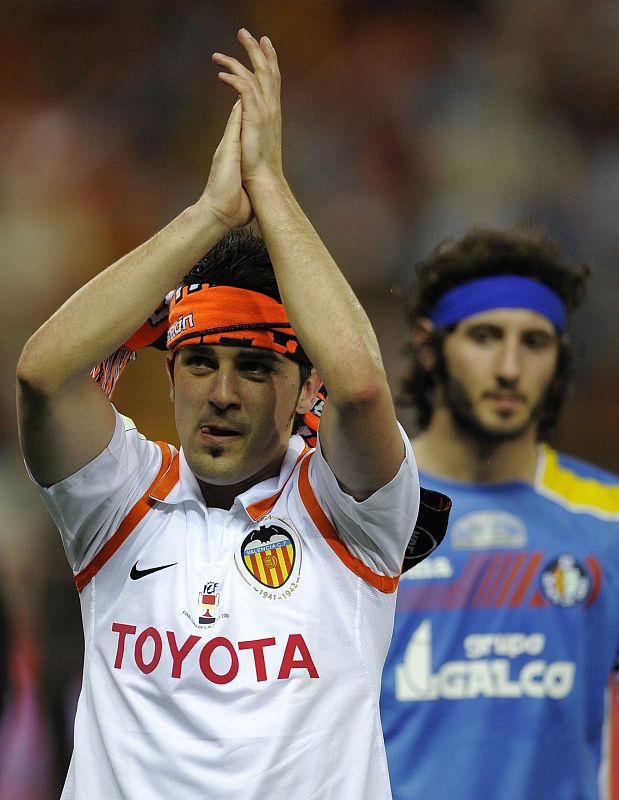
[35,410,419,799]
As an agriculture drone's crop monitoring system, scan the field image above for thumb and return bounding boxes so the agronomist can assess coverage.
[223,98,242,143]
[211,99,242,163]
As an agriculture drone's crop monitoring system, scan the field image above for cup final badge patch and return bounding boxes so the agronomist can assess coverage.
[198,582,220,625]
[235,517,302,599]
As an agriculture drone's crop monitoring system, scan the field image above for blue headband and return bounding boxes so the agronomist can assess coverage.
[428,275,566,332]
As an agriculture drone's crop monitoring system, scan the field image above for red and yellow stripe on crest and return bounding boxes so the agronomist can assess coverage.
[243,539,294,588]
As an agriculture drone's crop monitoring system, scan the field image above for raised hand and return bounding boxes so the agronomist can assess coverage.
[212,29,284,190]
[211,30,404,505]
[199,99,253,228]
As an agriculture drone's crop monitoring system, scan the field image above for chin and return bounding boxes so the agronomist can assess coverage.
[196,470,246,488]
[187,453,238,485]
[484,414,525,432]
[481,421,533,443]
[454,410,535,444]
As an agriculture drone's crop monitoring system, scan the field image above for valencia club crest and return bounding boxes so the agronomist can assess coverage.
[236,519,302,596]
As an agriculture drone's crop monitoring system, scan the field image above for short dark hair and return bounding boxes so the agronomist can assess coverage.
[402,226,591,437]
[182,228,312,432]
[184,228,283,300]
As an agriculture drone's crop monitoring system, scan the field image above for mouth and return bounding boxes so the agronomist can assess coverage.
[199,425,242,443]
[485,393,526,411]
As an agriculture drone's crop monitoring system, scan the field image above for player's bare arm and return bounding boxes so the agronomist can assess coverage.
[213,30,404,501]
[17,101,252,487]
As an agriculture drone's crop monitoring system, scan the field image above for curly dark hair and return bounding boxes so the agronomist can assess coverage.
[182,228,313,432]
[402,226,591,437]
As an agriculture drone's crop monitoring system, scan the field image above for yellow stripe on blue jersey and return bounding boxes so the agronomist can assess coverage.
[535,444,619,519]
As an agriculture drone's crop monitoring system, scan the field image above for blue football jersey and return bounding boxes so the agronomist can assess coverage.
[381,444,619,800]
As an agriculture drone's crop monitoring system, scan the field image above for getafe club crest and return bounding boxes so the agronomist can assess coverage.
[540,554,591,607]
[236,518,302,598]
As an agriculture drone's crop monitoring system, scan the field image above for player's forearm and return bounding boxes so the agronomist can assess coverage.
[17,201,229,396]
[249,176,389,405]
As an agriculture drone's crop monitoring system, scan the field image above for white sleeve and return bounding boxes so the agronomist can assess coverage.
[308,422,419,577]
[30,408,164,574]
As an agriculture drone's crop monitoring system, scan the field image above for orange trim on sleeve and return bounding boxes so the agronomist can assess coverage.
[246,445,310,521]
[149,448,181,501]
[297,454,399,594]
[74,442,179,592]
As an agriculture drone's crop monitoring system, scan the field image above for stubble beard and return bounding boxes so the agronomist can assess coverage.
[443,374,544,446]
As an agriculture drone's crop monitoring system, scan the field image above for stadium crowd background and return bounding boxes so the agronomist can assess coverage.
[1,0,618,795]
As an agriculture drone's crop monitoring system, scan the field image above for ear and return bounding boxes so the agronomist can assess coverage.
[295,368,322,415]
[412,318,437,371]
[166,354,175,403]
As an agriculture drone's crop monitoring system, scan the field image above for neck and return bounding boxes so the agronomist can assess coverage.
[198,482,243,510]
[412,411,541,484]
[196,456,285,511]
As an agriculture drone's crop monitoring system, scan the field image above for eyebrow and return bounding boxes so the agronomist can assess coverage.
[235,349,283,364]
[181,345,284,364]
[465,322,555,335]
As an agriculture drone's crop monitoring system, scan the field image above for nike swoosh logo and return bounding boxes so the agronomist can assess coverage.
[130,561,177,581]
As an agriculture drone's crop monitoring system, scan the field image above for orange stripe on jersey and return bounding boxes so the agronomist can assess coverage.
[245,445,309,521]
[482,553,515,608]
[509,552,544,607]
[297,454,399,594]
[74,442,178,592]
[149,449,181,501]
[471,553,504,608]
[495,552,528,607]
[585,555,603,608]
[610,674,619,799]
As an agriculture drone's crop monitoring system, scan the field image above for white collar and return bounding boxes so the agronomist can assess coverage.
[150,435,310,521]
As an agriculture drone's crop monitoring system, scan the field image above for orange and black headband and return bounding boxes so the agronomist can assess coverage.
[164,283,310,364]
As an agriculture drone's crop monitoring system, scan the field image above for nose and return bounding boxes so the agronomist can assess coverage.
[495,339,521,384]
[207,366,241,411]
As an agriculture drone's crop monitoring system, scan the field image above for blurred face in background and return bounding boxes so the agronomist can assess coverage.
[437,308,560,443]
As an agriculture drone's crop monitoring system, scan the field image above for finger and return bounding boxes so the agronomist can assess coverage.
[212,51,255,82]
[215,66,258,102]
[225,99,242,142]
[259,36,280,91]
[220,98,241,138]
[237,28,268,70]
[212,99,242,158]
[237,28,276,94]
[259,36,278,70]
[216,70,261,111]
[213,51,261,106]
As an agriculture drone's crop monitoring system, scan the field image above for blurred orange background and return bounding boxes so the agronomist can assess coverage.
[1,1,618,795]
